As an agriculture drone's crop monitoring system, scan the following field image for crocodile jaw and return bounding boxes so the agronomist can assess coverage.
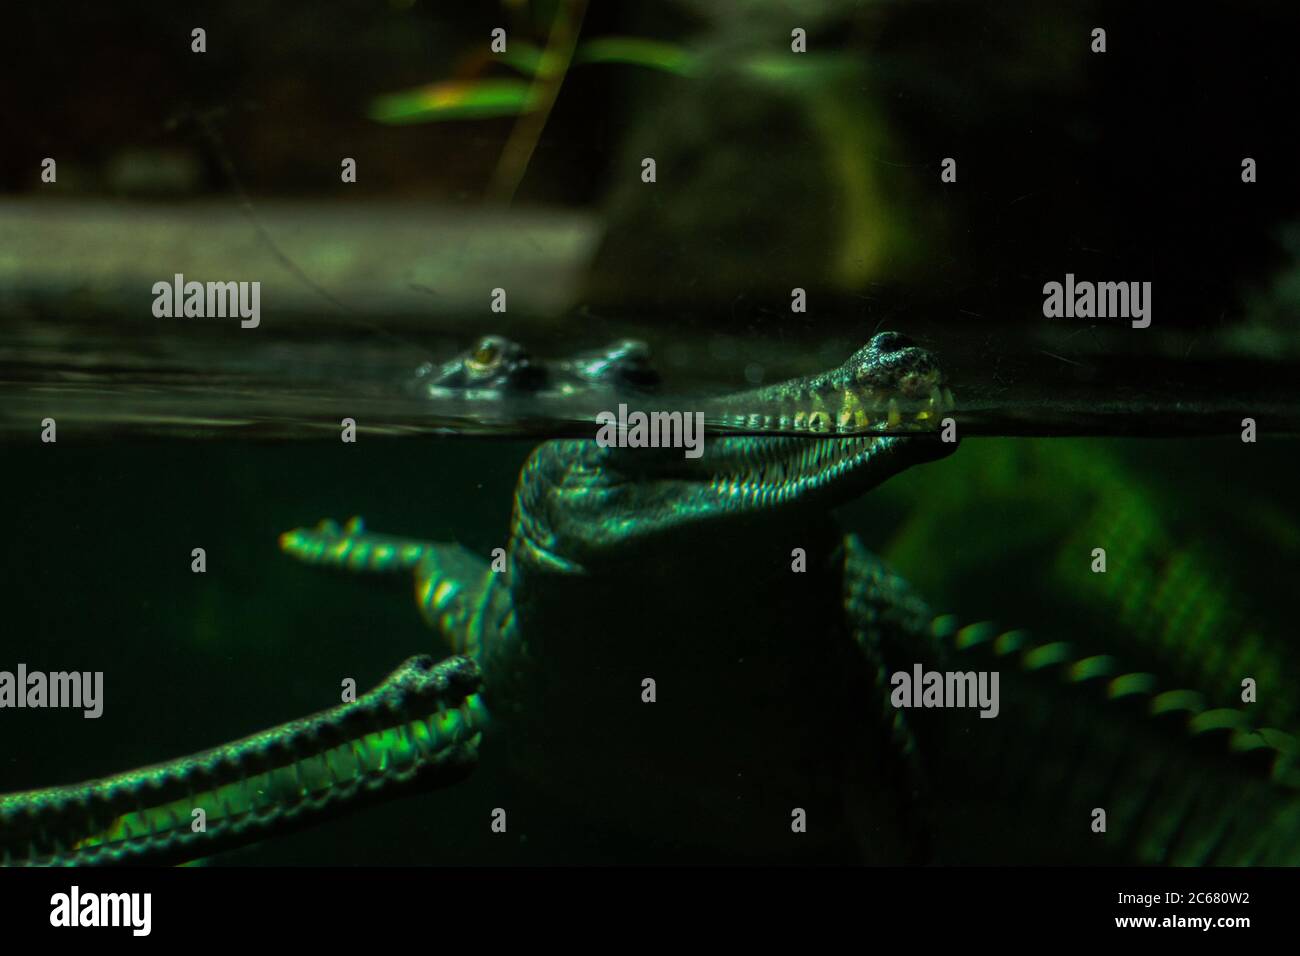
[511,333,958,572]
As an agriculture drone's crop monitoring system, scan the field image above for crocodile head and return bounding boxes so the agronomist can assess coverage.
[411,335,546,397]
[410,335,659,400]
[511,331,957,574]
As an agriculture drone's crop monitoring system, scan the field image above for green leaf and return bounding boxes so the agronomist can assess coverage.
[368,79,541,125]
[497,41,554,78]
[574,37,697,76]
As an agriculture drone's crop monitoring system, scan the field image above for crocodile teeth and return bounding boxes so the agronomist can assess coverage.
[887,398,902,428]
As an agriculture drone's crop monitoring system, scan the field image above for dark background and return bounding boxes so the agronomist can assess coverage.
[2,1,1299,865]
[4,0,1298,334]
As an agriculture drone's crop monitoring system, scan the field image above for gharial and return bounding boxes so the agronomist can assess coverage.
[2,331,1297,865]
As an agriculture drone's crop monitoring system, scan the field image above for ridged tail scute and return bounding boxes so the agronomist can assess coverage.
[922,613,1300,864]
[0,655,487,867]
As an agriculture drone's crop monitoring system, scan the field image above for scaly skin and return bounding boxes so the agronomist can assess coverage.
[2,332,1297,864]
[876,438,1300,732]
[408,334,659,401]
[0,656,485,866]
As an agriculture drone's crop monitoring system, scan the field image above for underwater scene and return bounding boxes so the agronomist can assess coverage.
[2,0,1300,877]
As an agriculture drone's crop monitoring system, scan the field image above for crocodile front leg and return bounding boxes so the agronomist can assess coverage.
[0,655,485,866]
[840,534,943,862]
[279,516,513,664]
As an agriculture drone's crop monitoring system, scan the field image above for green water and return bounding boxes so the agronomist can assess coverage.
[4,0,1299,865]
[4,434,1294,863]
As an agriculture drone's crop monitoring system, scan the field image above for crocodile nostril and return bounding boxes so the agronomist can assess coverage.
[870,332,913,353]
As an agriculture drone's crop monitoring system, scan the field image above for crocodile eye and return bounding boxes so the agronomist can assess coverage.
[470,341,501,370]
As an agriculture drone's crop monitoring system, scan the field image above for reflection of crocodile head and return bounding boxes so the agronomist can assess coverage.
[409,335,660,401]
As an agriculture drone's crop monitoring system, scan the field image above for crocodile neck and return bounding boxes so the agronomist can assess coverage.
[499,505,879,860]
[481,333,953,859]
[494,331,953,715]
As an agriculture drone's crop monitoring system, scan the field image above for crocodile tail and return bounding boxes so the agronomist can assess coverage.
[843,536,1300,864]
[0,656,485,867]
[916,613,1300,864]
